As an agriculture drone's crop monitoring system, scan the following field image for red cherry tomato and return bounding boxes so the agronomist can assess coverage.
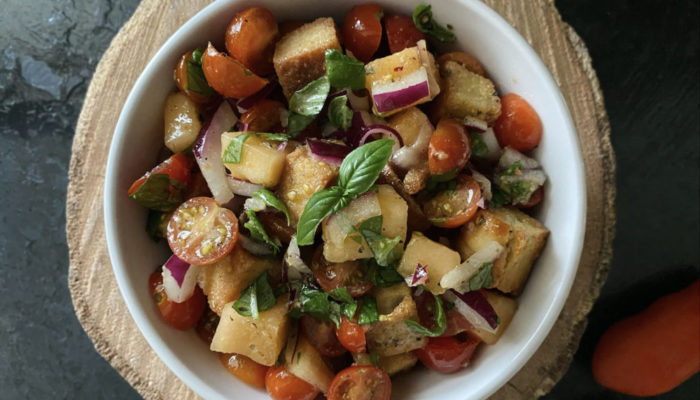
[493,93,543,152]
[441,309,473,337]
[195,307,219,344]
[336,317,367,353]
[166,197,239,265]
[201,42,268,99]
[148,270,205,330]
[220,353,269,389]
[414,335,481,373]
[240,99,286,132]
[127,153,192,196]
[301,315,347,357]
[173,51,213,104]
[265,366,319,400]
[327,366,391,400]
[384,14,425,54]
[225,7,278,76]
[422,175,482,228]
[312,246,373,297]
[342,4,384,63]
[436,51,485,77]
[428,118,471,175]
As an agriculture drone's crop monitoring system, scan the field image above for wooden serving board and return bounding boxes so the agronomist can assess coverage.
[67,0,616,398]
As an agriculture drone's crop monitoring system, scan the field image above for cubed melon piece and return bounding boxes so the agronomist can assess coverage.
[221,132,287,187]
[376,185,408,243]
[457,207,549,294]
[365,40,440,117]
[164,92,201,153]
[366,294,427,356]
[352,351,418,376]
[469,290,518,344]
[398,233,461,294]
[431,60,501,124]
[285,335,335,393]
[273,17,341,98]
[372,282,412,315]
[210,296,290,366]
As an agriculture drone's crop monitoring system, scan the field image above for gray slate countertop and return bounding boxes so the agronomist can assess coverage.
[0,0,697,399]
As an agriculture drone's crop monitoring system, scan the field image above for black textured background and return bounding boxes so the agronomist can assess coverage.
[0,0,697,399]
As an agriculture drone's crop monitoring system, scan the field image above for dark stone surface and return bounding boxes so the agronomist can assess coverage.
[0,0,697,399]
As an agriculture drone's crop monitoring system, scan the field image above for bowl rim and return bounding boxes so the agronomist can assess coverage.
[103,0,587,399]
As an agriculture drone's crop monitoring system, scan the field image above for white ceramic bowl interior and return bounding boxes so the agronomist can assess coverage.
[104,0,586,399]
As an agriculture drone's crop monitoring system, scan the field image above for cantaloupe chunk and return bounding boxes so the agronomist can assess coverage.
[221,132,287,187]
[469,290,517,345]
[285,335,335,393]
[397,233,461,294]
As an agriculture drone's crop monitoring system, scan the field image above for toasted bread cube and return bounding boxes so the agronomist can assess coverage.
[365,40,440,116]
[398,233,461,294]
[277,145,339,227]
[431,60,501,124]
[352,351,418,376]
[210,296,290,366]
[457,208,549,294]
[286,336,335,393]
[197,245,280,315]
[469,290,518,344]
[366,293,427,356]
[221,132,287,187]
[273,17,341,98]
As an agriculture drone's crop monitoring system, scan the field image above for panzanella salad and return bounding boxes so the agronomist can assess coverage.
[129,4,550,399]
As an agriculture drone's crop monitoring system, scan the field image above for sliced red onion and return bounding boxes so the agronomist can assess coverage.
[226,175,263,197]
[238,234,275,256]
[285,236,313,280]
[390,120,433,170]
[371,69,430,114]
[470,168,492,201]
[307,138,351,165]
[236,82,277,113]
[463,116,488,133]
[439,241,504,293]
[406,263,430,287]
[447,289,500,333]
[358,125,403,153]
[276,141,288,151]
[237,121,250,132]
[193,102,237,204]
[161,255,200,303]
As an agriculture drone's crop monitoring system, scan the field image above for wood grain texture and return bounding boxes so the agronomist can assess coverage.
[66,0,615,399]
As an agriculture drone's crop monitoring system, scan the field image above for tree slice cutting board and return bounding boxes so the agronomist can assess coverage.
[66,0,616,399]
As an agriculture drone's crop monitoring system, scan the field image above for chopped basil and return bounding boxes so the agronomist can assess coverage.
[129,173,185,212]
[324,49,366,91]
[369,351,380,366]
[257,133,290,141]
[364,259,405,288]
[222,133,252,164]
[412,4,456,43]
[289,75,331,117]
[489,185,509,208]
[244,209,282,254]
[468,262,494,291]
[470,132,489,158]
[328,95,353,131]
[233,271,277,319]
[185,48,214,97]
[253,189,291,225]
[358,216,403,267]
[329,287,354,304]
[295,186,347,246]
[357,297,379,325]
[191,47,204,64]
[404,292,446,337]
[289,284,377,327]
[502,161,523,176]
[286,112,315,137]
[145,210,171,241]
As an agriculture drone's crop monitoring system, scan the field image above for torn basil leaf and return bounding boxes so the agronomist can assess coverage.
[233,271,277,319]
[129,173,185,212]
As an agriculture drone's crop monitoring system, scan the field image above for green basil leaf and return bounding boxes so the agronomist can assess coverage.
[369,351,380,366]
[145,210,171,241]
[324,49,366,91]
[296,186,347,246]
[329,301,343,327]
[357,297,379,325]
[364,259,405,288]
[489,185,509,208]
[468,262,494,291]
[191,48,204,64]
[412,4,456,43]
[329,287,354,304]
[244,209,281,254]
[328,95,353,131]
[341,302,358,320]
[358,216,403,267]
[129,173,185,212]
[502,161,523,176]
[404,293,446,337]
[470,132,489,158]
[338,139,395,197]
[286,112,315,138]
[253,189,292,225]
[186,60,215,97]
[289,75,331,116]
[257,133,290,141]
[296,285,332,321]
[233,272,276,319]
[222,133,252,164]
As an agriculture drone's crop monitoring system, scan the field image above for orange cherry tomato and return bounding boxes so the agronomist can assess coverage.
[423,175,482,228]
[173,50,212,104]
[240,99,286,132]
[336,317,366,353]
[128,153,193,196]
[225,7,278,76]
[384,14,425,54]
[327,366,391,400]
[265,366,319,400]
[414,334,481,373]
[437,51,485,77]
[342,4,384,63]
[220,353,269,389]
[518,186,544,209]
[201,42,268,99]
[493,93,543,152]
[148,270,205,330]
[301,315,347,357]
[428,118,471,175]
[195,307,219,344]
[312,246,373,297]
[166,197,239,265]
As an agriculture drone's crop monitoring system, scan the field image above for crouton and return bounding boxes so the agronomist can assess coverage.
[366,289,427,356]
[403,163,430,194]
[378,165,431,231]
[273,17,341,98]
[431,60,501,124]
[276,145,339,227]
[456,207,549,295]
[352,351,418,376]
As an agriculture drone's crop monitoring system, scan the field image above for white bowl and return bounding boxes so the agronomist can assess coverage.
[104,0,586,398]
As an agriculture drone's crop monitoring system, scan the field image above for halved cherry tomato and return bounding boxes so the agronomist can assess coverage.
[148,270,205,330]
[225,7,278,76]
[301,315,348,357]
[257,212,295,244]
[173,50,213,104]
[342,4,384,63]
[195,306,219,344]
[166,197,239,265]
[184,170,212,199]
[423,175,482,228]
[128,153,192,196]
[336,317,366,353]
[428,118,471,175]
[240,99,286,132]
[384,14,425,54]
[493,93,543,152]
[414,334,481,373]
[265,366,319,400]
[201,42,268,99]
[518,186,544,209]
[312,246,373,297]
[220,353,269,389]
[442,308,473,337]
[437,51,485,77]
[327,365,391,400]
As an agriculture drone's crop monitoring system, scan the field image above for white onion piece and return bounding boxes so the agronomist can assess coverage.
[473,128,502,162]
[238,234,275,256]
[444,290,500,333]
[161,255,200,303]
[498,147,541,170]
[324,192,381,245]
[440,241,504,292]
[193,102,237,204]
[244,196,266,212]
[285,236,312,280]
[470,168,492,201]
[227,175,263,197]
[390,120,433,170]
[463,116,488,133]
[357,125,403,153]
[347,91,370,111]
